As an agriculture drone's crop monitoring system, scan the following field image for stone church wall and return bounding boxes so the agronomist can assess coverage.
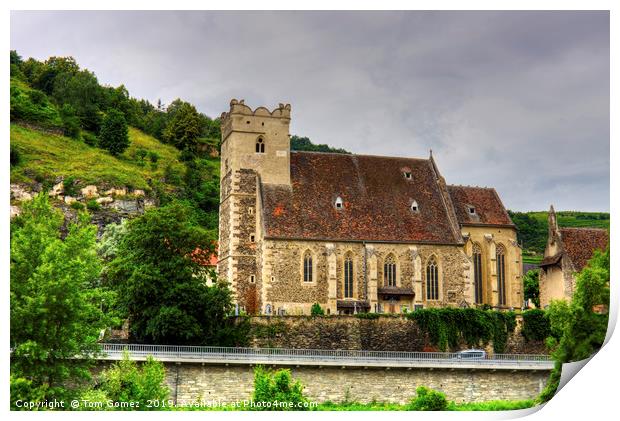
[260,239,471,316]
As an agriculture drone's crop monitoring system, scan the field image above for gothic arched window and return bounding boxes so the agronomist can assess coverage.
[256,137,265,153]
[303,250,313,283]
[496,244,506,306]
[344,254,354,298]
[384,254,397,287]
[472,243,483,304]
[426,256,439,300]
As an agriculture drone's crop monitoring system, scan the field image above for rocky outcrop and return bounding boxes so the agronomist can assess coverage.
[9,182,156,229]
[49,181,64,197]
[81,185,99,198]
[10,184,32,202]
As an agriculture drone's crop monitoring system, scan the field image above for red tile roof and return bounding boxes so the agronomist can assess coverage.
[560,228,609,272]
[261,152,463,244]
[448,185,514,226]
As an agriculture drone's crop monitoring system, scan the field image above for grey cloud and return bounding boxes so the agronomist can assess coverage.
[10,10,609,211]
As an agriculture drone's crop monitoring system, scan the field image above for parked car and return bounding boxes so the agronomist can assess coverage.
[454,349,487,360]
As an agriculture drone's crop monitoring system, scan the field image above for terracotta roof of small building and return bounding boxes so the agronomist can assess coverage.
[261,152,463,244]
[447,185,514,226]
[559,228,608,272]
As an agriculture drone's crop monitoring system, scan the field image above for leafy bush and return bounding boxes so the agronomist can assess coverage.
[408,386,448,411]
[135,147,148,163]
[147,151,160,163]
[86,199,101,211]
[99,108,130,156]
[78,352,169,410]
[354,312,380,320]
[60,104,81,139]
[521,309,551,342]
[252,366,309,411]
[70,201,85,210]
[63,175,78,197]
[10,376,48,411]
[10,81,62,128]
[310,303,325,316]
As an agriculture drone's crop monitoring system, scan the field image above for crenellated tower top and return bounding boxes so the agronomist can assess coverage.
[219,99,292,186]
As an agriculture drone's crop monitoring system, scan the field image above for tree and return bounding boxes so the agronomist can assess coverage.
[99,109,130,155]
[310,303,325,316]
[523,269,540,308]
[162,100,201,151]
[290,135,351,154]
[106,202,241,345]
[52,69,105,132]
[538,246,610,402]
[10,193,108,401]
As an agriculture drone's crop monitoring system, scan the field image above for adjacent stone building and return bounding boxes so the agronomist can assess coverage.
[217,99,523,315]
[539,205,609,308]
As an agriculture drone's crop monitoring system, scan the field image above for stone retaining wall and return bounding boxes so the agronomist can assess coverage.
[243,315,548,354]
[162,363,548,405]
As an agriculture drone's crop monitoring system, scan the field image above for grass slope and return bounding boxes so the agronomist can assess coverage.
[528,211,609,230]
[10,124,185,192]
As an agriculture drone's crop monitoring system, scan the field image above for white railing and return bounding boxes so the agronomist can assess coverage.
[97,343,553,368]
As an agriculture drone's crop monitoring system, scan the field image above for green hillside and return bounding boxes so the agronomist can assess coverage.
[508,210,610,264]
[11,124,186,192]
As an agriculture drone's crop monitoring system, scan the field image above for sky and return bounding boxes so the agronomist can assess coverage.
[10,11,610,212]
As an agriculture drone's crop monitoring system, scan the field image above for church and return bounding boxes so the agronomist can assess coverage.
[538,205,608,308]
[217,99,523,315]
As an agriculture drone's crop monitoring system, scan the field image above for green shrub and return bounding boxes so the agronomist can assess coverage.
[82,131,98,146]
[78,352,168,410]
[408,386,448,411]
[252,366,309,411]
[86,199,101,211]
[63,176,78,197]
[310,303,325,316]
[10,145,20,167]
[10,376,48,411]
[70,201,85,210]
[147,151,160,163]
[60,104,81,139]
[148,151,160,170]
[135,148,148,163]
[10,81,62,128]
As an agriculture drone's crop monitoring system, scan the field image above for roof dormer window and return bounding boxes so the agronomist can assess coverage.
[404,171,412,179]
[468,206,476,215]
[335,196,344,210]
[411,200,419,213]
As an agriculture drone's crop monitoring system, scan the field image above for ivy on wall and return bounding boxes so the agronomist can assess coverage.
[521,309,551,342]
[405,308,517,353]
